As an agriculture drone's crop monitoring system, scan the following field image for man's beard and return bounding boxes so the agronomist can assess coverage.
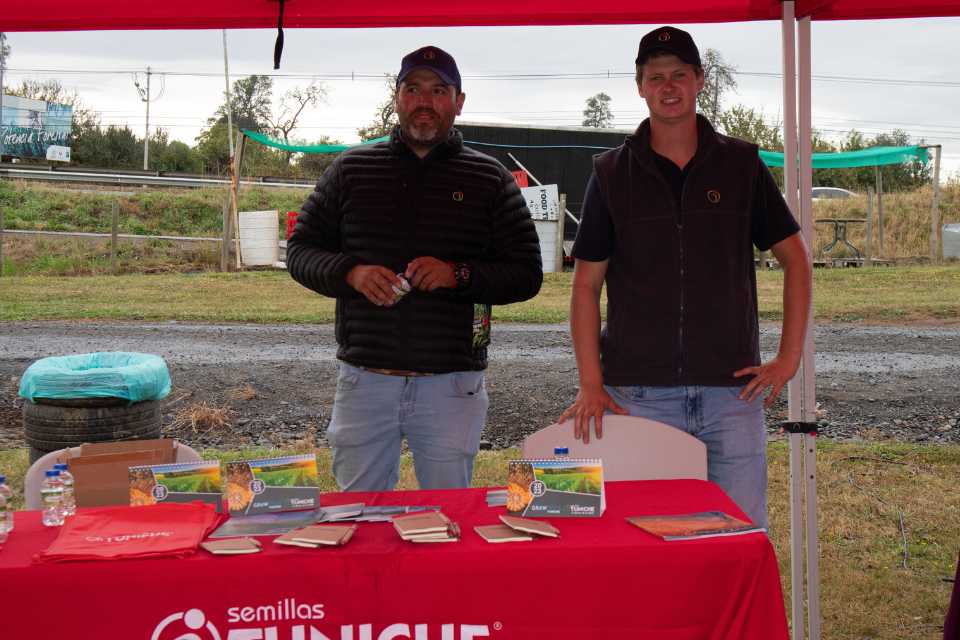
[400,109,451,148]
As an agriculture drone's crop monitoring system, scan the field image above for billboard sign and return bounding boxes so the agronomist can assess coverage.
[0,94,73,160]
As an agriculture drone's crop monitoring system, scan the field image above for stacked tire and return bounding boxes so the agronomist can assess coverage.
[24,398,162,463]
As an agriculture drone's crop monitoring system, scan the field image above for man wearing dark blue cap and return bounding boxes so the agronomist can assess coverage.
[288,46,542,492]
[560,26,812,528]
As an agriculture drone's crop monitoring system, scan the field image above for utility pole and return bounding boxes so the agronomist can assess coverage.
[1,31,7,164]
[133,66,163,171]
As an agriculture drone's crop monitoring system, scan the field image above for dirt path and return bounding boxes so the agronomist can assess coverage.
[2,321,958,450]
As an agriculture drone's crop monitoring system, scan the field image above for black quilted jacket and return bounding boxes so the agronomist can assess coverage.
[287,127,543,373]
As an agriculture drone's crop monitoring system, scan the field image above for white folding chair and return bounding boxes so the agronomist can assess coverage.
[24,441,203,510]
[521,414,707,481]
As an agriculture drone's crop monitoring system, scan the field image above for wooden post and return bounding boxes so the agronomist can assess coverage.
[220,200,232,271]
[111,201,119,274]
[230,134,246,270]
[875,166,884,256]
[865,187,873,267]
[930,145,942,263]
[556,194,566,274]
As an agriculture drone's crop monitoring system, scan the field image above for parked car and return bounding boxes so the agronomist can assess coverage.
[811,187,856,200]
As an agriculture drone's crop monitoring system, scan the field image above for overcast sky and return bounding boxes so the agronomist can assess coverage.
[3,18,960,176]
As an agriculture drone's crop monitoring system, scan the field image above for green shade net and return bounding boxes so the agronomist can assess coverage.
[241,129,389,153]
[760,145,929,169]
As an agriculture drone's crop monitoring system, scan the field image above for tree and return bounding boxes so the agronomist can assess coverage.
[357,74,398,141]
[266,82,327,163]
[582,92,614,128]
[698,48,737,122]
[0,32,10,72]
[717,106,782,150]
[295,136,344,178]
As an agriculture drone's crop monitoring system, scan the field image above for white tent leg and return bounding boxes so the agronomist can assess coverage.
[781,6,805,640]
[797,16,821,640]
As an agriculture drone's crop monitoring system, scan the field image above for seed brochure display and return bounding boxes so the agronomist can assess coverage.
[507,459,605,517]
[128,460,224,511]
[225,454,320,516]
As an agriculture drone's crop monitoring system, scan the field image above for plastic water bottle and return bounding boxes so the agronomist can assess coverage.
[41,470,65,527]
[0,474,12,533]
[53,463,76,517]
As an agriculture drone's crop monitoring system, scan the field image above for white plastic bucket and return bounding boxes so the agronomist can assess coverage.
[238,210,279,266]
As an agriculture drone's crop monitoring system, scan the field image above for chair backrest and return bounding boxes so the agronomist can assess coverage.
[521,415,707,482]
[24,441,203,510]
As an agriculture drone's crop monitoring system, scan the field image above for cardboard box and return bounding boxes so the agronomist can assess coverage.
[70,439,177,507]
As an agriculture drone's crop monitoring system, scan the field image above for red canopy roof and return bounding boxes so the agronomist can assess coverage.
[3,0,959,32]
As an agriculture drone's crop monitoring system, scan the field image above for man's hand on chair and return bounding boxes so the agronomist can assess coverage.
[558,384,627,444]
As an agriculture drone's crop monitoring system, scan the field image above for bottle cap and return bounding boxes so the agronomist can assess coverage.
[0,475,5,483]
[45,470,59,477]
[554,447,570,455]
[54,463,67,471]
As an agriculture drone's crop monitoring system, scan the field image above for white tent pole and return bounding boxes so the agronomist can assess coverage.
[798,15,822,640]
[781,6,806,640]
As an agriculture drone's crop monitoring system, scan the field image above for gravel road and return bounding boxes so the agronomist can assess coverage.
[2,321,958,450]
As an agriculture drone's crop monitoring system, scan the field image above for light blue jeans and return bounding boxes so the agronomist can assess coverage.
[606,384,768,529]
[327,362,489,492]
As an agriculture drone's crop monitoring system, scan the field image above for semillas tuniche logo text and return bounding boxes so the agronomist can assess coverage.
[151,599,499,640]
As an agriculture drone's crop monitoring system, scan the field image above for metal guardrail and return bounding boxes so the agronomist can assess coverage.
[0,163,312,190]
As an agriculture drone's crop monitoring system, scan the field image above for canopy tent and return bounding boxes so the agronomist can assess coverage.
[4,5,960,640]
[244,130,931,170]
[4,0,960,30]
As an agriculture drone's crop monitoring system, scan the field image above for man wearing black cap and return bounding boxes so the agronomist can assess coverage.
[560,27,812,528]
[287,46,542,492]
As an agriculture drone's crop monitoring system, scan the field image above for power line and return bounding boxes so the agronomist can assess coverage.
[5,66,960,88]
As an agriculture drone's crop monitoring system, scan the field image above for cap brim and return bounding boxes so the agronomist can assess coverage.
[635,46,700,66]
[397,65,458,89]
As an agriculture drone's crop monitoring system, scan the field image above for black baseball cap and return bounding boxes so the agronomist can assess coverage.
[635,26,702,67]
[397,46,462,93]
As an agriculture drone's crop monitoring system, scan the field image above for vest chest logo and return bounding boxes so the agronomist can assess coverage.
[452,191,464,202]
[706,189,721,204]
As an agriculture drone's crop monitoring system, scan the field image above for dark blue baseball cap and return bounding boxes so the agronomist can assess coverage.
[636,26,702,66]
[397,46,462,93]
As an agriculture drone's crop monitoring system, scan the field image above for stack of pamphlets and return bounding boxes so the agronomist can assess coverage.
[274,524,358,548]
[485,489,507,507]
[475,514,561,543]
[392,511,460,543]
[201,537,262,555]
[626,511,765,541]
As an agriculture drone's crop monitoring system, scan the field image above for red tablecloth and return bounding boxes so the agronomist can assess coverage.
[0,480,788,640]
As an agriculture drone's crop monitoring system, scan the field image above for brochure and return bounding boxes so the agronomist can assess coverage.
[201,537,262,555]
[208,509,322,538]
[129,460,223,512]
[274,524,357,548]
[224,454,320,516]
[626,511,765,541]
[507,459,605,517]
[499,514,560,538]
[475,524,534,543]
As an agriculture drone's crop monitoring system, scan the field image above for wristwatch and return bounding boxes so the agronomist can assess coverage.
[453,262,472,289]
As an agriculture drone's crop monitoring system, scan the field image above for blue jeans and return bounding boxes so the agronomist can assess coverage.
[607,385,768,529]
[327,363,489,492]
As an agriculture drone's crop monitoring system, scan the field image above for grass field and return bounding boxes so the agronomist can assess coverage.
[0,440,957,639]
[1,267,958,324]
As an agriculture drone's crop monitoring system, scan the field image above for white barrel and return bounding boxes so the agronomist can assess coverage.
[238,210,280,266]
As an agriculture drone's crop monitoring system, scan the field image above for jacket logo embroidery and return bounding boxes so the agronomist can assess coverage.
[658,32,671,42]
[707,190,721,204]
[452,191,464,202]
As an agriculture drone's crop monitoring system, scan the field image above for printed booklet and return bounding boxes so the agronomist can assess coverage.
[507,459,605,517]
[129,460,223,511]
[225,454,320,516]
[626,511,765,541]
